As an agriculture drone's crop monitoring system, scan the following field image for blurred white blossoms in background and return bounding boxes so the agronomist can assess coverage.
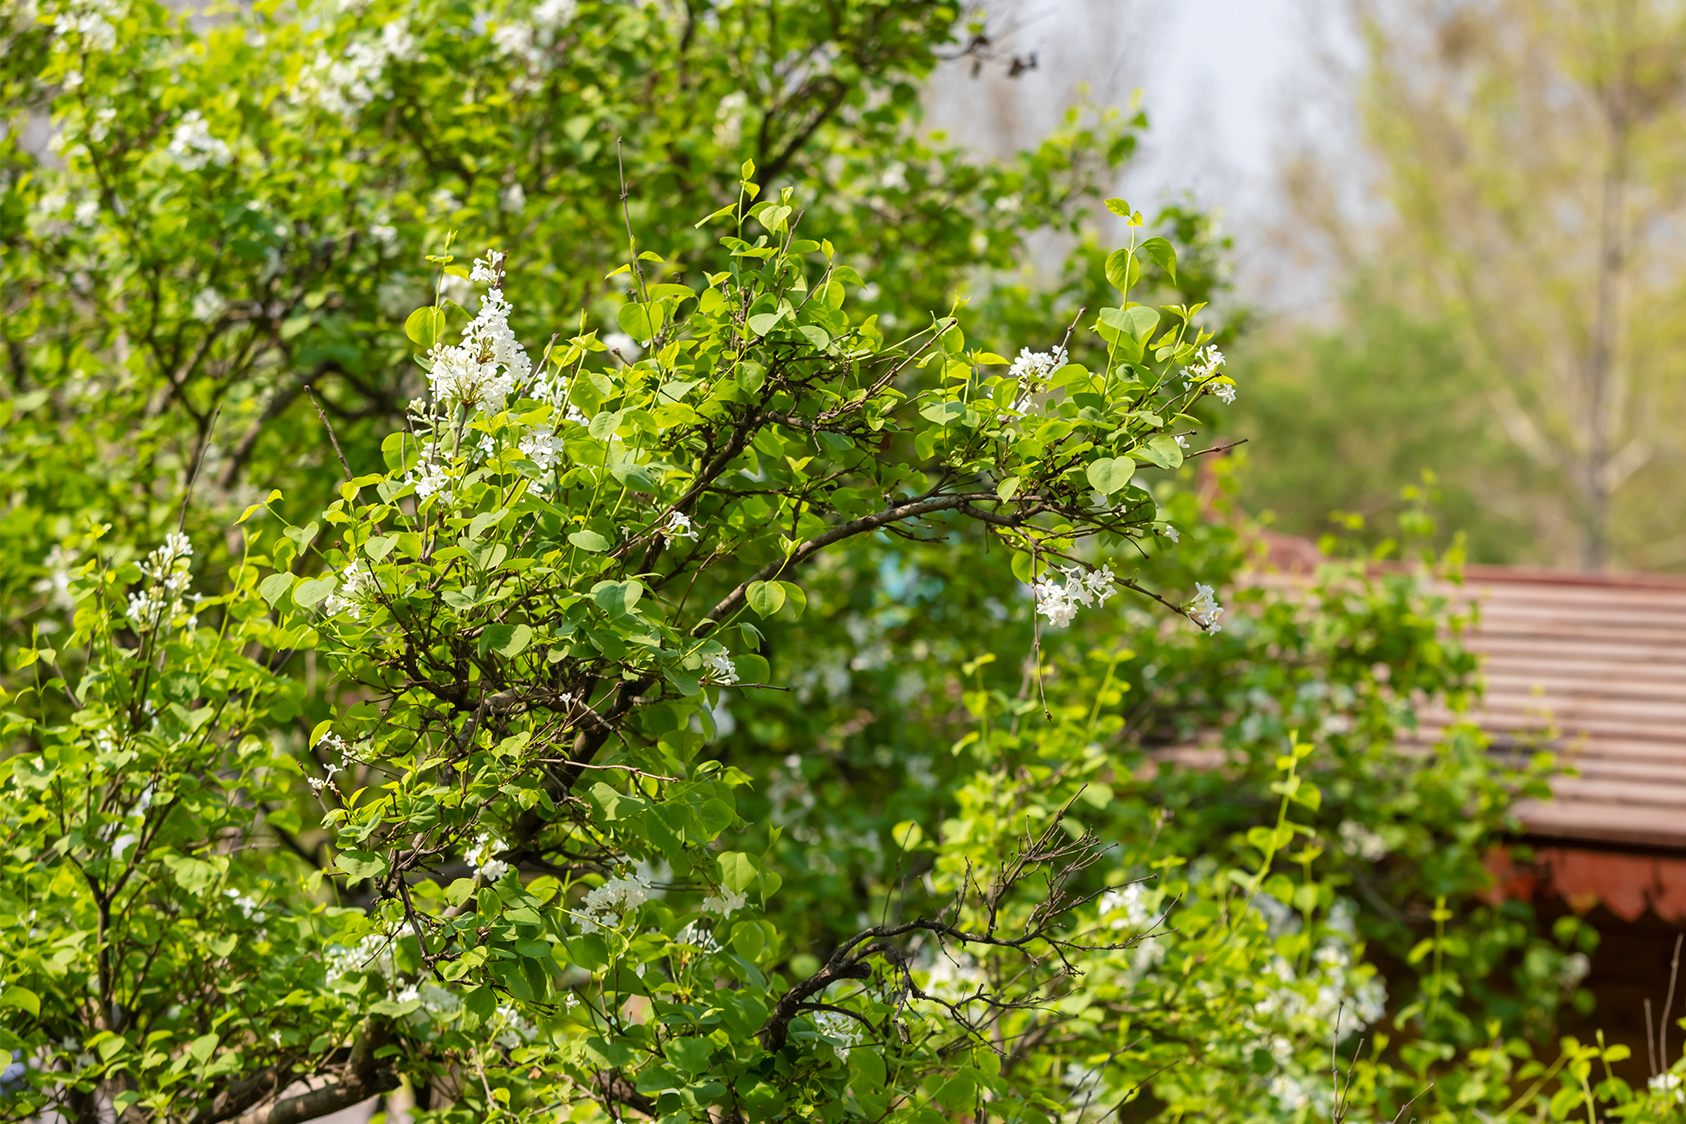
[1033,564,1116,628]
[1189,582,1223,635]
[167,111,231,171]
[492,1005,538,1049]
[323,932,397,983]
[703,650,738,684]
[468,833,511,882]
[190,288,227,323]
[602,330,641,358]
[1650,1073,1684,1105]
[397,981,461,1024]
[53,0,120,52]
[1337,819,1389,862]
[701,887,746,917]
[427,252,532,410]
[295,19,419,119]
[126,533,194,633]
[576,873,652,934]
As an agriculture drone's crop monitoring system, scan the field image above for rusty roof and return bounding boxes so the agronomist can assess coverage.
[1422,565,1686,852]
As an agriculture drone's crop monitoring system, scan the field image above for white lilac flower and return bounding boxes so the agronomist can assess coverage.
[813,1009,861,1057]
[308,733,349,794]
[1650,1073,1684,1104]
[1162,524,1180,544]
[166,111,231,171]
[125,533,194,633]
[321,560,372,618]
[1188,582,1223,634]
[368,220,398,249]
[500,182,526,213]
[1174,434,1189,448]
[399,982,461,1024]
[575,874,652,934]
[1007,345,1068,408]
[1032,564,1116,629]
[73,199,99,226]
[701,887,747,918]
[1183,344,1224,383]
[33,544,78,610]
[1096,883,1156,930]
[661,511,697,543]
[1213,381,1237,404]
[492,1005,537,1049]
[518,425,565,470]
[426,252,532,411]
[323,932,397,983]
[467,833,511,882]
[406,460,452,500]
[602,330,640,358]
[676,920,721,952]
[703,650,738,684]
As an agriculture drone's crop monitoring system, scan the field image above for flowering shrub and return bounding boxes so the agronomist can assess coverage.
[0,179,1256,1122]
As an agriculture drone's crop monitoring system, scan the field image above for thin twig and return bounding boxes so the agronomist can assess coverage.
[1663,933,1682,1070]
[306,385,355,483]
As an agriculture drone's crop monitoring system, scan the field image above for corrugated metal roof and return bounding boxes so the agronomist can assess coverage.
[1422,565,1686,851]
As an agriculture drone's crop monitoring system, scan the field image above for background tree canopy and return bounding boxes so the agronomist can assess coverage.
[0,1,1679,1122]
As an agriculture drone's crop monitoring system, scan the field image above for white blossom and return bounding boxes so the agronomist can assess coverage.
[1008,345,1068,410]
[321,560,372,618]
[308,733,349,794]
[1162,524,1180,544]
[426,253,532,411]
[492,1005,537,1049]
[676,920,721,952]
[1174,433,1188,448]
[1213,381,1237,404]
[190,288,226,323]
[166,111,231,171]
[661,511,697,543]
[518,425,565,470]
[323,932,396,983]
[575,873,652,934]
[406,459,452,500]
[1188,582,1223,635]
[73,198,99,226]
[125,533,194,633]
[602,330,640,358]
[1651,1073,1684,1105]
[703,650,738,684]
[1032,563,1116,629]
[701,887,746,918]
[467,833,512,882]
[813,1009,861,1057]
[398,982,461,1024]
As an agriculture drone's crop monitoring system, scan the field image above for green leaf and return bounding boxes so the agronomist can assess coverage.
[996,475,1021,502]
[718,851,758,892]
[1104,248,1134,293]
[568,529,610,553]
[0,986,39,1017]
[1136,435,1184,471]
[746,580,786,617]
[747,311,782,336]
[338,850,388,881]
[293,577,335,610]
[1086,457,1136,494]
[404,306,443,349]
[259,573,294,607]
[363,535,396,562]
[1140,236,1178,282]
[775,581,806,619]
[616,302,656,343]
[1104,197,1132,217]
[481,623,534,657]
[188,1033,219,1065]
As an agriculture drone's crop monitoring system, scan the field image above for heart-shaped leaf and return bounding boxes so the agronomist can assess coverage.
[746,580,786,617]
[1085,457,1136,495]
